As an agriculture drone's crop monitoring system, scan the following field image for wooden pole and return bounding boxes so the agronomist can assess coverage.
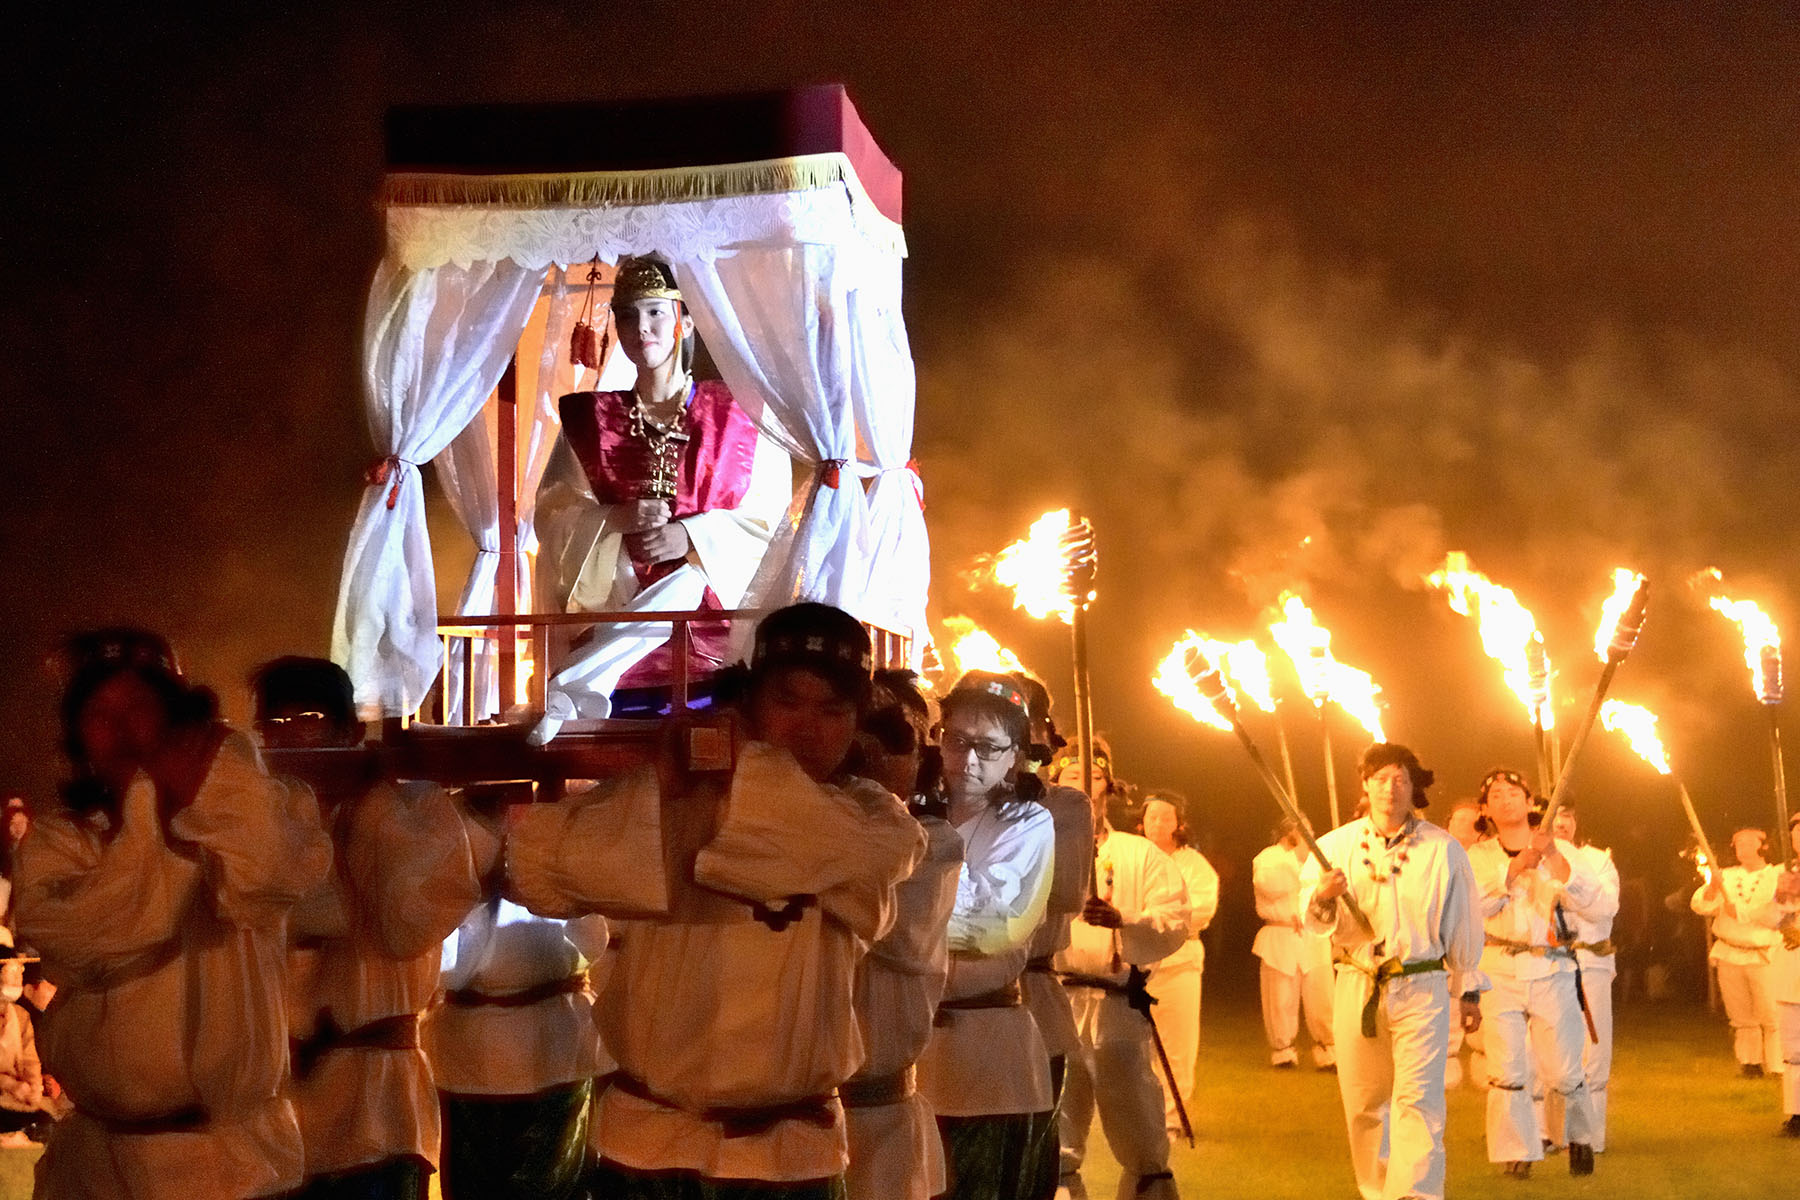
[1769,707,1790,864]
[1319,704,1341,829]
[497,356,519,716]
[1276,709,1300,823]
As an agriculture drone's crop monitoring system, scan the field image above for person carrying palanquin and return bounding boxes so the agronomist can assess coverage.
[15,630,332,1199]
[252,657,491,1200]
[1466,768,1601,1179]
[507,602,926,1198]
[841,670,963,1200]
[914,671,1058,1200]
[532,254,792,742]
[1055,761,1190,1200]
[1303,743,1484,1200]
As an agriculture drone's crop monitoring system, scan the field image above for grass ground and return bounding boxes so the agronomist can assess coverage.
[0,991,1789,1198]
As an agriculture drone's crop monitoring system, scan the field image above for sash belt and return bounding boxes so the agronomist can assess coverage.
[840,1067,915,1109]
[93,1106,210,1136]
[1025,956,1058,973]
[1484,934,1578,959]
[291,1012,419,1081]
[1336,954,1446,1038]
[445,975,587,1008]
[934,981,1023,1026]
[606,1071,837,1138]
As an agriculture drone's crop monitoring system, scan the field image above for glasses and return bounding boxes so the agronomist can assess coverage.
[941,731,1017,764]
[259,711,331,727]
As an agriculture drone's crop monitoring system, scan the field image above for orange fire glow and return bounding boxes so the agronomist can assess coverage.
[1593,568,1646,663]
[1154,635,1233,731]
[993,509,1079,623]
[1426,551,1554,729]
[1268,593,1387,741]
[1599,699,1672,776]
[1708,593,1782,703]
[938,615,1029,679]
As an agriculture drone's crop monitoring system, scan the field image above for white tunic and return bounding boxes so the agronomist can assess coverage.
[1692,864,1784,965]
[1300,817,1484,979]
[15,731,332,1199]
[915,795,1057,1118]
[1021,784,1094,1059]
[1058,829,1191,985]
[508,743,925,1183]
[1561,843,1620,974]
[284,780,483,1176]
[425,900,610,1096]
[845,815,962,1200]
[1252,842,1333,977]
[1468,837,1600,981]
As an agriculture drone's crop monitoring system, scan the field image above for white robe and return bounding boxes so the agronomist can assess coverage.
[1468,835,1600,1162]
[1147,845,1216,1125]
[425,900,610,1097]
[1539,840,1619,1151]
[1021,784,1095,1061]
[1057,829,1190,1196]
[916,796,1058,1119]
[283,780,484,1177]
[1252,842,1335,1065]
[844,815,962,1200]
[1693,864,1785,1070]
[15,731,332,1199]
[507,744,925,1183]
[1769,879,1800,1116]
[1302,817,1483,1200]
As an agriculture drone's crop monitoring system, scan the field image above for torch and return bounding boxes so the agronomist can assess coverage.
[1538,570,1651,832]
[1061,518,1100,802]
[1311,645,1341,829]
[1599,700,1720,882]
[1157,636,1376,939]
[1709,595,1788,864]
[1528,635,1557,794]
[1270,594,1387,829]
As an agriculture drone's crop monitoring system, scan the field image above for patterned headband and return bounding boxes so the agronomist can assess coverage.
[753,632,874,674]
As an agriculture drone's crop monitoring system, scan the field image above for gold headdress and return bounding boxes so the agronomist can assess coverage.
[610,256,682,309]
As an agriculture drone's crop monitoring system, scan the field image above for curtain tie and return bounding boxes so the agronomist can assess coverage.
[905,458,925,511]
[820,458,848,489]
[363,455,414,510]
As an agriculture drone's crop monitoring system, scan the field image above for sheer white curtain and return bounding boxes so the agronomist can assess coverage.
[331,257,543,716]
[434,413,500,722]
[675,244,869,624]
[847,257,928,655]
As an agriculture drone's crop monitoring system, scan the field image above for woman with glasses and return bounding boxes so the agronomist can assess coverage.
[916,672,1057,1200]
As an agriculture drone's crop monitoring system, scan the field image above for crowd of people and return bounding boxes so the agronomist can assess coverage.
[3,613,1796,1200]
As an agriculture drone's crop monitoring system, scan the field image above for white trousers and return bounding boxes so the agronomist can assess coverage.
[1330,967,1451,1200]
[1058,988,1179,1200]
[1540,963,1613,1151]
[1260,960,1335,1066]
[1716,959,1783,1071]
[531,567,709,743]
[1781,1002,1800,1117]
[1147,948,1200,1131]
[1480,970,1593,1162]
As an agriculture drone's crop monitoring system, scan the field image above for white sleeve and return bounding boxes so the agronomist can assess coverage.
[1118,846,1191,966]
[947,805,1056,956]
[674,431,791,608]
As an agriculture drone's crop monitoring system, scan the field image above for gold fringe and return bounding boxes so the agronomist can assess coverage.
[381,153,905,257]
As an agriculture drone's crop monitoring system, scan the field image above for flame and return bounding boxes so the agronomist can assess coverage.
[1199,637,1277,713]
[1426,551,1554,729]
[1599,699,1672,776]
[993,509,1078,624]
[1695,849,1714,885]
[1708,593,1783,703]
[1267,593,1387,741]
[1593,568,1645,662]
[1154,634,1232,731]
[939,615,1028,679]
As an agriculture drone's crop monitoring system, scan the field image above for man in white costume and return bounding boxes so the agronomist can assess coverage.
[531,255,792,742]
[508,603,926,1198]
[1055,773,1190,1200]
[1253,820,1336,1070]
[253,657,490,1200]
[1012,674,1094,1200]
[15,630,333,1199]
[842,671,963,1200]
[1771,813,1800,1136]
[425,894,609,1199]
[1691,826,1786,1077]
[1540,804,1619,1154]
[915,672,1057,1200]
[1304,743,1484,1200]
[1139,792,1218,1134]
[1467,768,1600,1179]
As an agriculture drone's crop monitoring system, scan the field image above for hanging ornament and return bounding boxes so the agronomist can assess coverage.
[570,256,611,371]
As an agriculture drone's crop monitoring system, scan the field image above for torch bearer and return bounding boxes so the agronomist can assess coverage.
[1159,639,1376,939]
[1539,571,1651,832]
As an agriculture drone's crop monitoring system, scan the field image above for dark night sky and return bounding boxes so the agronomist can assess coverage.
[5,3,1800,929]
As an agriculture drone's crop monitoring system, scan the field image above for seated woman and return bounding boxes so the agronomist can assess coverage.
[531,255,792,741]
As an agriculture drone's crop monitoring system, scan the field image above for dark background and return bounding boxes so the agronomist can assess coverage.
[5,2,1797,985]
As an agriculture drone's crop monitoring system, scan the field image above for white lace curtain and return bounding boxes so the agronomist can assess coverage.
[331,257,542,716]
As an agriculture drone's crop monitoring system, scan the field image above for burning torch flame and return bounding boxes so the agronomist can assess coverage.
[939,615,1028,679]
[1593,568,1649,663]
[1599,699,1672,776]
[1708,594,1783,705]
[1268,593,1388,741]
[1427,551,1554,729]
[1200,637,1277,713]
[992,509,1094,624]
[1154,635,1232,731]
[1695,848,1714,885]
